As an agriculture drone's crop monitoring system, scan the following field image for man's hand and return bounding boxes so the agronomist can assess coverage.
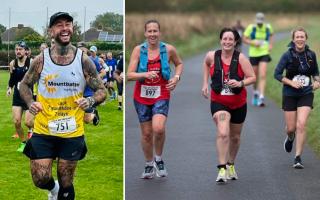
[75,97,94,110]
[29,102,43,115]
[6,87,12,96]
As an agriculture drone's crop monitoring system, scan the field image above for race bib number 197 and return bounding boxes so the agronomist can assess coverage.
[140,85,161,98]
[48,116,77,134]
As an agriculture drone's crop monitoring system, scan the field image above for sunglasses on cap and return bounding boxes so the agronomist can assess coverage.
[16,41,27,49]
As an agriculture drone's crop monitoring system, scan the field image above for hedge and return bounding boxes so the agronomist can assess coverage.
[0,41,122,51]
[0,41,123,65]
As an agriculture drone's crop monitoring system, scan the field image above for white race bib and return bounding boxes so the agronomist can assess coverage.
[293,75,310,87]
[140,85,161,98]
[48,116,77,134]
[221,84,234,95]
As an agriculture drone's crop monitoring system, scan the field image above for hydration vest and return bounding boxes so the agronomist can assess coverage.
[211,50,243,94]
[285,48,316,79]
[250,24,270,41]
[137,42,170,80]
[11,57,31,88]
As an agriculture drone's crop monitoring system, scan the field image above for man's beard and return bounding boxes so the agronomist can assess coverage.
[54,34,71,46]
[16,54,24,60]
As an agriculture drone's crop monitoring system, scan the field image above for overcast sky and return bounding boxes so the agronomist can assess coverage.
[0,0,123,34]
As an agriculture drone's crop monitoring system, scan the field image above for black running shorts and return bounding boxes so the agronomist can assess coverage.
[210,101,247,124]
[249,55,272,66]
[23,133,87,161]
[117,82,123,96]
[12,89,28,110]
[282,93,314,111]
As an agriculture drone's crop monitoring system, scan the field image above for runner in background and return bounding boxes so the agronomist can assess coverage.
[243,12,273,107]
[6,41,33,151]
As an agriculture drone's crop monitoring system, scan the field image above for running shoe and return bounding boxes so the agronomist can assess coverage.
[12,133,19,139]
[48,180,59,200]
[154,159,168,177]
[140,165,155,179]
[252,94,259,106]
[118,106,122,111]
[93,109,100,126]
[17,142,26,152]
[284,133,295,153]
[293,156,304,169]
[226,164,238,180]
[216,168,227,184]
[258,97,265,107]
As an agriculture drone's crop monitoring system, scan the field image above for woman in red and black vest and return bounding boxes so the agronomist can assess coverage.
[202,28,256,184]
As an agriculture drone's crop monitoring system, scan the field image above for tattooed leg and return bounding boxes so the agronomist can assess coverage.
[57,159,77,188]
[213,111,231,165]
[30,159,54,190]
[57,159,77,200]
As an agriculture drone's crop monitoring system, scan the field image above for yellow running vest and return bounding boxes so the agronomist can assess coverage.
[34,48,86,138]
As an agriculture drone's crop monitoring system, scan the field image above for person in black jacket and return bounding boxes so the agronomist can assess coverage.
[274,27,320,169]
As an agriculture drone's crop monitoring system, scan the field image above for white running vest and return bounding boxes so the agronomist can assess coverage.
[34,48,86,137]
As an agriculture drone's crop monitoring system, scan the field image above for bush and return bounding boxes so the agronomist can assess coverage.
[0,50,15,66]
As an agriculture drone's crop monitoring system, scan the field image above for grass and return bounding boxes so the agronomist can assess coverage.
[0,70,123,200]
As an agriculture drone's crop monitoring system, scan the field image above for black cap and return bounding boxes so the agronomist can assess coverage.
[49,12,73,28]
[16,41,28,49]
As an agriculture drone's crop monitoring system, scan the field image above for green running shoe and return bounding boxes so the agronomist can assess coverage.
[216,168,227,184]
[17,142,26,152]
[227,164,238,180]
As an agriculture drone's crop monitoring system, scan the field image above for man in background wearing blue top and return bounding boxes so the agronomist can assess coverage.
[106,52,117,100]
[83,46,106,125]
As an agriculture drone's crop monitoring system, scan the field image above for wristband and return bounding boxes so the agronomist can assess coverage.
[240,80,244,87]
[174,74,180,81]
[86,97,96,107]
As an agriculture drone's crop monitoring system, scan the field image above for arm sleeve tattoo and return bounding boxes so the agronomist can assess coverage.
[19,55,42,108]
[82,55,107,104]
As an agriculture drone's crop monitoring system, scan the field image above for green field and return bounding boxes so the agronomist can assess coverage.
[0,70,123,199]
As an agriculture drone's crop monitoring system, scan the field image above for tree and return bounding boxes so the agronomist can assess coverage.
[23,33,45,42]
[0,24,6,34]
[91,12,123,32]
[0,24,6,45]
[71,21,82,42]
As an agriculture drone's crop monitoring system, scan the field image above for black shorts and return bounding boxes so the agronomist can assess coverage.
[23,133,87,161]
[249,55,272,66]
[210,102,247,124]
[107,78,114,82]
[282,93,314,111]
[12,89,28,110]
[117,82,123,96]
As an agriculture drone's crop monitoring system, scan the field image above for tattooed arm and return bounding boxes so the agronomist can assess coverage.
[19,55,43,114]
[82,54,107,105]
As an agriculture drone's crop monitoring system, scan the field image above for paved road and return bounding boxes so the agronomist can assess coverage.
[125,33,320,200]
